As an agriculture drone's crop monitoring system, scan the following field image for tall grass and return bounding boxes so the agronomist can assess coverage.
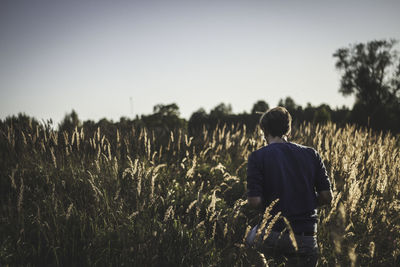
[0,121,399,266]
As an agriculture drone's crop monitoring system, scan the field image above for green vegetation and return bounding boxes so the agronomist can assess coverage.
[1,38,399,266]
[1,116,399,266]
[334,39,400,132]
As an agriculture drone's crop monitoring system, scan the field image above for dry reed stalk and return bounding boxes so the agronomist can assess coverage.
[224,222,229,238]
[114,187,121,201]
[96,127,101,142]
[50,147,57,168]
[88,178,102,203]
[262,211,281,241]
[177,129,182,153]
[147,138,151,160]
[196,182,204,217]
[282,217,298,251]
[107,143,112,161]
[9,169,17,190]
[207,191,217,221]
[369,241,375,258]
[163,205,174,222]
[101,136,106,150]
[80,127,84,141]
[242,225,251,243]
[71,130,75,147]
[323,191,342,223]
[63,132,69,146]
[75,127,80,150]
[196,220,205,229]
[21,131,27,146]
[149,172,159,201]
[211,215,218,238]
[254,199,279,244]
[186,156,197,179]
[348,244,357,267]
[17,177,24,214]
[96,146,101,160]
[6,126,12,144]
[128,211,139,220]
[186,200,197,214]
[66,203,73,220]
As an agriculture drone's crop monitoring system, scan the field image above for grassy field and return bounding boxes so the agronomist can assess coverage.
[1,120,399,266]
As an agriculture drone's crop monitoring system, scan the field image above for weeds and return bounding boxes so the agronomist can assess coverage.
[0,122,399,266]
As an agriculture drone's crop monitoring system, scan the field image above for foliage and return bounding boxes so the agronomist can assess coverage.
[251,101,269,114]
[333,39,400,132]
[189,100,349,138]
[313,105,331,124]
[210,103,233,118]
[278,97,298,115]
[1,117,399,266]
[141,103,186,131]
[59,110,81,133]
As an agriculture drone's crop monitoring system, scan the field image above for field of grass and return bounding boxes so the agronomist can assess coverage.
[1,120,399,266]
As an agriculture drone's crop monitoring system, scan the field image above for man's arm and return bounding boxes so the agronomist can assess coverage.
[247,152,265,211]
[317,190,332,207]
[314,150,332,207]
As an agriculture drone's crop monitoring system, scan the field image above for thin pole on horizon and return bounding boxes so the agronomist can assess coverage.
[130,97,133,118]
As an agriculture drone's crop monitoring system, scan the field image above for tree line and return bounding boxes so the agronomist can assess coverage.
[1,39,399,136]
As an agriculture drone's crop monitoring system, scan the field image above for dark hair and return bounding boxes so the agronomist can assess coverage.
[259,106,292,137]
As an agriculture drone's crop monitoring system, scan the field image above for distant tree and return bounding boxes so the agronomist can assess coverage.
[96,118,115,137]
[59,110,81,132]
[251,100,269,114]
[153,103,180,117]
[331,106,351,126]
[278,97,303,124]
[142,103,185,132]
[302,103,316,122]
[188,108,209,135]
[210,103,232,118]
[333,39,400,131]
[278,97,298,113]
[2,113,40,132]
[189,108,207,122]
[313,105,331,124]
[82,119,96,133]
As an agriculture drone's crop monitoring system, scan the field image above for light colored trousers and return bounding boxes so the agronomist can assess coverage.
[246,225,318,267]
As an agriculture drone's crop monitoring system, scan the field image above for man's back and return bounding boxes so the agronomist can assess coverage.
[247,142,331,233]
[246,107,332,266]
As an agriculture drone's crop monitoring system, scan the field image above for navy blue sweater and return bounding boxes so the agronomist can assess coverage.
[247,142,331,233]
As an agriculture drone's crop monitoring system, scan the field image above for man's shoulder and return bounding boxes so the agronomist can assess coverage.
[249,142,318,159]
[248,146,270,162]
[288,142,316,153]
[249,147,264,158]
[251,145,274,155]
[257,142,316,151]
[289,143,319,160]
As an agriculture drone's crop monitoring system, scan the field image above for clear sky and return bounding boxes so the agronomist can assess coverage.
[1,0,399,123]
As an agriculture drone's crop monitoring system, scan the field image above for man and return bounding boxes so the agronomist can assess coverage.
[246,107,332,266]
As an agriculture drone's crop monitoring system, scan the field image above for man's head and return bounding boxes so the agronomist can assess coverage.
[259,106,292,138]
